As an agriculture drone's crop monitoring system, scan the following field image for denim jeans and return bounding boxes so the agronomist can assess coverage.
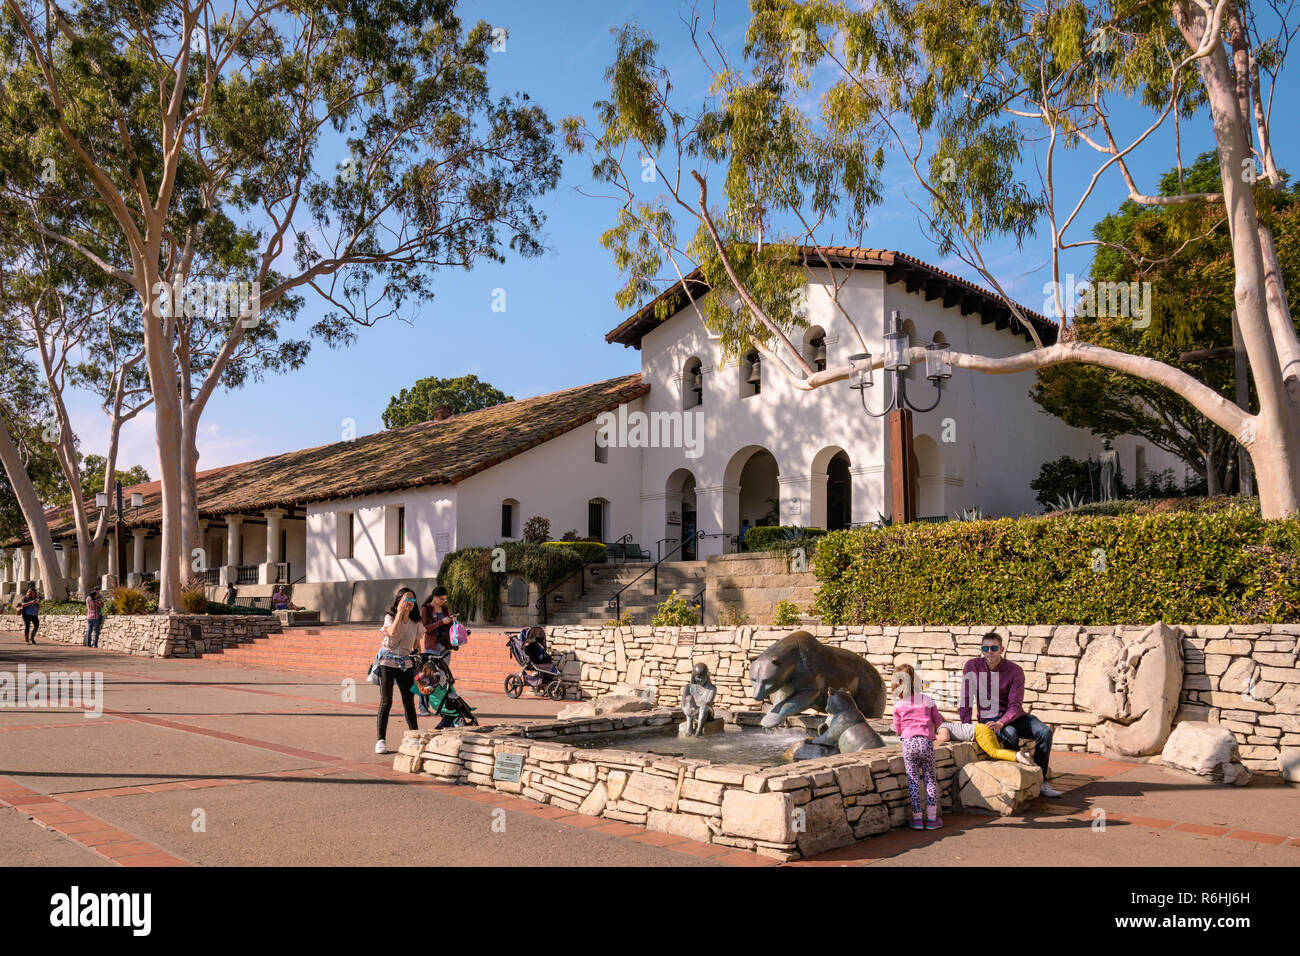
[995,714,1054,775]
[84,618,103,647]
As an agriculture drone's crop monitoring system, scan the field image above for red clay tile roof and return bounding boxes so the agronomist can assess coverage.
[604,246,1058,348]
[9,375,648,545]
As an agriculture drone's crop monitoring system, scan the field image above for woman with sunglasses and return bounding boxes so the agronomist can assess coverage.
[374,587,422,754]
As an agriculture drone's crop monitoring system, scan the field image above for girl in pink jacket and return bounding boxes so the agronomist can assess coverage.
[891,664,944,830]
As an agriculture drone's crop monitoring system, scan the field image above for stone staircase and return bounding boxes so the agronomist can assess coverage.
[193,624,522,695]
[542,561,706,626]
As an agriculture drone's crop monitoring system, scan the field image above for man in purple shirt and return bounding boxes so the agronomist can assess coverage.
[959,631,1060,797]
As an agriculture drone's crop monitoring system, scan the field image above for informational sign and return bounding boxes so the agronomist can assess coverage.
[492,752,524,782]
[666,511,681,526]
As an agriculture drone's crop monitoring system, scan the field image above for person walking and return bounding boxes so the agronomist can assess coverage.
[17,587,40,644]
[84,587,105,648]
[416,587,456,716]
[375,588,422,754]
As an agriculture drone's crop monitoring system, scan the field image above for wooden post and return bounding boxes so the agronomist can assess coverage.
[888,407,916,523]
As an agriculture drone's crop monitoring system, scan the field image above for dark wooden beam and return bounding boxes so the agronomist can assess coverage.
[960,294,980,316]
[942,288,963,310]
[994,308,1010,331]
[923,278,944,302]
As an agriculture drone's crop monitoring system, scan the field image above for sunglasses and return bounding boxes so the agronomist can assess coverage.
[981,645,1001,652]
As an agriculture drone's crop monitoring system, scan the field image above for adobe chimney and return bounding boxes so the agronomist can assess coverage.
[433,405,454,422]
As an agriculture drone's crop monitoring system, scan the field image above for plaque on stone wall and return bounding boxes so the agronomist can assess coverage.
[666,511,681,526]
[506,576,528,607]
[492,752,524,782]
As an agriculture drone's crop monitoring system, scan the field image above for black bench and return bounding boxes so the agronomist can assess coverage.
[233,596,274,610]
[606,542,650,562]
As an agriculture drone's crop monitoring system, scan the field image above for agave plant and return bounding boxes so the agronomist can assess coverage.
[952,506,984,522]
[1052,491,1087,513]
[874,511,893,528]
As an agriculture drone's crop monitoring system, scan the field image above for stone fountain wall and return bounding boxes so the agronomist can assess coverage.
[546,624,1300,771]
[393,710,986,862]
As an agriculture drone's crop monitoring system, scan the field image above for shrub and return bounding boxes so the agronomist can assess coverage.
[560,529,580,541]
[773,601,801,626]
[437,542,585,622]
[522,515,550,543]
[651,590,699,626]
[604,612,633,628]
[744,525,828,552]
[543,540,606,563]
[1031,455,1124,510]
[812,502,1300,625]
[179,582,209,614]
[111,587,151,615]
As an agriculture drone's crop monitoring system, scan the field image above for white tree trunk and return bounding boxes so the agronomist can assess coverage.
[0,420,67,601]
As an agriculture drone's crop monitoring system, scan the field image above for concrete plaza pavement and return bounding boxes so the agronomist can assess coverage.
[1,632,1297,867]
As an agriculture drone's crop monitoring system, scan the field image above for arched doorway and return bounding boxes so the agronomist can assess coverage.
[724,446,780,549]
[665,468,698,560]
[811,446,853,531]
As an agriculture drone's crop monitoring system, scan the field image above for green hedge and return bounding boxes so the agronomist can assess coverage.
[812,504,1300,624]
[744,525,827,552]
[543,540,606,563]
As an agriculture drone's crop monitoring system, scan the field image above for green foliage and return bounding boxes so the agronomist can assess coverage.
[744,525,827,552]
[604,612,634,628]
[382,374,514,429]
[813,504,1300,625]
[437,542,585,621]
[651,590,699,627]
[80,456,151,499]
[179,584,209,614]
[543,540,606,563]
[522,515,550,543]
[1031,455,1123,510]
[111,587,152,615]
[1061,496,1255,518]
[560,529,581,541]
[773,600,801,626]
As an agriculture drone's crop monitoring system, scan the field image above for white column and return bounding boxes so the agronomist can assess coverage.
[778,473,813,528]
[258,509,285,584]
[693,484,739,557]
[57,544,70,579]
[130,531,146,586]
[221,516,243,586]
[17,548,29,584]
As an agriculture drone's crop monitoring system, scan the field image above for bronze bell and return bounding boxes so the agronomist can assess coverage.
[746,357,762,386]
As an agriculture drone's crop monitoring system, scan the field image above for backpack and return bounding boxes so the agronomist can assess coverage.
[449,620,469,648]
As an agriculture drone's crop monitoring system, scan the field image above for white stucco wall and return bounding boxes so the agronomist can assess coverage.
[306,488,456,582]
[454,404,645,549]
[633,266,1183,545]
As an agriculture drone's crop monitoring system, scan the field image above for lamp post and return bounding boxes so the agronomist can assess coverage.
[96,481,133,587]
[848,310,952,523]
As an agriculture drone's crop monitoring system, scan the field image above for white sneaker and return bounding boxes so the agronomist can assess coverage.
[375,740,389,755]
[1015,751,1036,768]
[1040,782,1061,798]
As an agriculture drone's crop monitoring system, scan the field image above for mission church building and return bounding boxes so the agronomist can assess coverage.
[3,247,1175,616]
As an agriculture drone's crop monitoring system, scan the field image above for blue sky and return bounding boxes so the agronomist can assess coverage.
[63,0,1299,477]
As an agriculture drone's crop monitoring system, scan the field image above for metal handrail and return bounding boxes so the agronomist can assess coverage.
[608,529,703,620]
[655,536,679,562]
[535,552,607,626]
[689,586,705,624]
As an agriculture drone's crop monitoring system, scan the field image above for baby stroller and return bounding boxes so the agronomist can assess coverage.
[504,627,570,700]
[409,650,478,727]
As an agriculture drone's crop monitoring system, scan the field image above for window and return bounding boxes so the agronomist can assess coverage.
[588,498,608,541]
[336,511,355,559]
[682,357,703,409]
[384,504,405,556]
[594,433,608,464]
[501,500,519,538]
[742,351,761,397]
[803,327,827,372]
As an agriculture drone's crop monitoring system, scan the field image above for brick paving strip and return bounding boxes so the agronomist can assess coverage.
[8,660,1292,867]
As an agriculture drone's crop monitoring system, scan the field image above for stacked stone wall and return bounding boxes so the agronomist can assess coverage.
[0,613,281,658]
[545,624,1300,771]
[703,554,817,625]
[394,711,981,861]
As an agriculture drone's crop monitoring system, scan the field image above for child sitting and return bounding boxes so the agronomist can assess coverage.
[890,664,944,831]
[413,661,456,729]
[937,720,1037,767]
